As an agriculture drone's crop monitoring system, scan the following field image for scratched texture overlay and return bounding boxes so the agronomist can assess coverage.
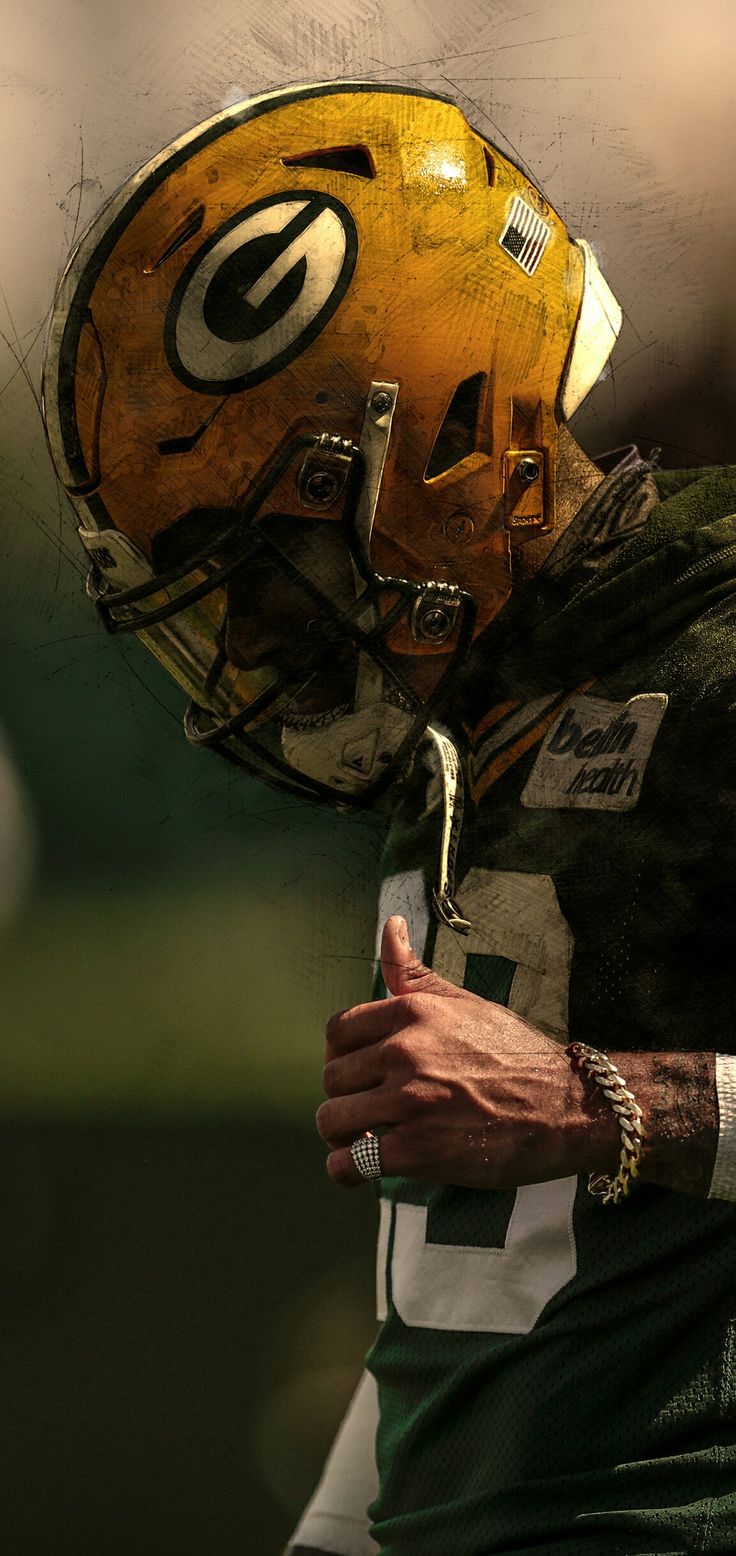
[1,3,735,1552]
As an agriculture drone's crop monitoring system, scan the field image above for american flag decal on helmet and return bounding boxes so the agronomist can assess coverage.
[499,196,551,275]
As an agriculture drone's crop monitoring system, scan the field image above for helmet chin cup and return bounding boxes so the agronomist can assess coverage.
[280,701,415,795]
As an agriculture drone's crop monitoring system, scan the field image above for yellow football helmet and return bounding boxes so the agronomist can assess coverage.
[42,82,621,806]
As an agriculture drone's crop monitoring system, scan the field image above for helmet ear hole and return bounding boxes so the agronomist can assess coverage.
[281,146,376,179]
[424,372,487,480]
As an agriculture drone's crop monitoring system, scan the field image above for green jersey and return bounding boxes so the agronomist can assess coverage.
[367,461,736,1555]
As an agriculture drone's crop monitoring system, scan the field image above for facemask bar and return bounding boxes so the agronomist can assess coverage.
[89,432,318,634]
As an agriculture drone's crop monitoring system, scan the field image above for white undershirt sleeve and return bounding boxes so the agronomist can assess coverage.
[708,1053,736,1201]
[286,1368,380,1555]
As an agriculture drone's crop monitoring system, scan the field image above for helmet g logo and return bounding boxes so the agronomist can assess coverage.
[165,191,358,393]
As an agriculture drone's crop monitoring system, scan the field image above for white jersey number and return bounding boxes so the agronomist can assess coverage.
[377,868,578,1335]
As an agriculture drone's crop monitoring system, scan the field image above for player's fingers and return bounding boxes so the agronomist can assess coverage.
[322,1045,388,1097]
[325,998,400,1057]
[326,1123,439,1186]
[316,1084,400,1147]
[326,1120,454,1188]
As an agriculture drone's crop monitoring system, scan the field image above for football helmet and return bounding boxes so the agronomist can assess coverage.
[42,82,621,808]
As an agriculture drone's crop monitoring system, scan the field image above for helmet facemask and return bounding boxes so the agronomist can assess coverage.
[86,385,475,805]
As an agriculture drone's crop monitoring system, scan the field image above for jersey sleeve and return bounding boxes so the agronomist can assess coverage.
[709,1054,736,1200]
[286,1369,379,1556]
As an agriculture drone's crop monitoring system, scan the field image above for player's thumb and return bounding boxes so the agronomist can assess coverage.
[380,915,458,999]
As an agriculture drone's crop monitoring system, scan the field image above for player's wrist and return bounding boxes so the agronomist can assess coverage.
[563,1046,626,1177]
[605,1050,718,1198]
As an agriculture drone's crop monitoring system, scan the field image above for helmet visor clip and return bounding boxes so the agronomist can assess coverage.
[297,434,354,510]
[410,587,462,646]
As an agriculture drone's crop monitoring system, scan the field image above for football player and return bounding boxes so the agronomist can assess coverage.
[43,83,736,1556]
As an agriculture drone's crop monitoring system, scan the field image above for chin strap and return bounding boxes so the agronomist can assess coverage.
[424,725,471,935]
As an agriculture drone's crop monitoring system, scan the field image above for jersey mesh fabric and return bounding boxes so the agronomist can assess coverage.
[365,464,736,1555]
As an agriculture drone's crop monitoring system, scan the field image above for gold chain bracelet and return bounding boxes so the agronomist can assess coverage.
[566,1042,645,1205]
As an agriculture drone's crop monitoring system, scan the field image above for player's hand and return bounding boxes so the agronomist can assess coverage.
[317,915,620,1190]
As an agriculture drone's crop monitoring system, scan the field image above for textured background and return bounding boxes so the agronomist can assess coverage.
[1,2,735,1551]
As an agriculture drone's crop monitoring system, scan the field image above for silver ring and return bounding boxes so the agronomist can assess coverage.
[350,1131,382,1181]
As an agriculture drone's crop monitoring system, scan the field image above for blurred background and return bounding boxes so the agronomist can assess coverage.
[1,1,735,1550]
